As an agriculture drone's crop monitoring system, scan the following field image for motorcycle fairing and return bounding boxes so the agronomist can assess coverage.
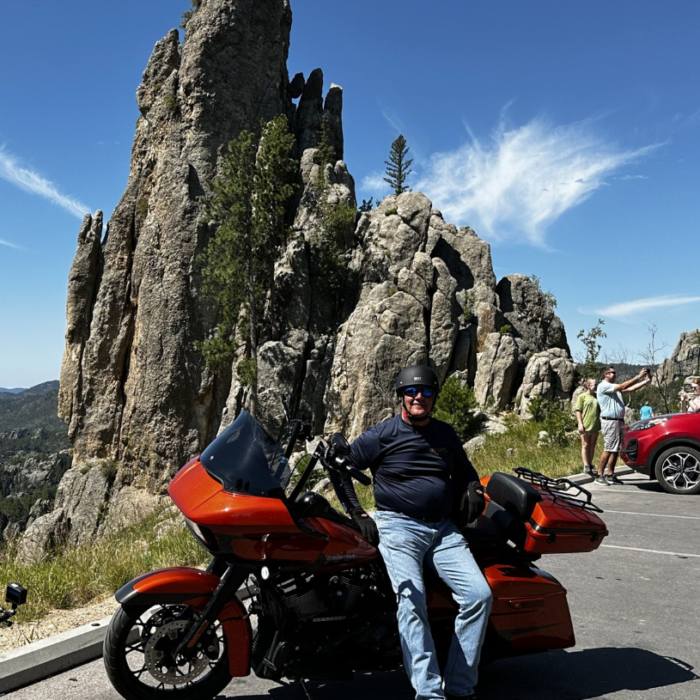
[170,460,329,563]
[116,567,251,677]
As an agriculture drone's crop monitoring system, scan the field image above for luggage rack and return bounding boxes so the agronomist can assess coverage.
[513,467,604,514]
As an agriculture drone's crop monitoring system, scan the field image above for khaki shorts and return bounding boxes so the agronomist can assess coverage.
[601,418,623,452]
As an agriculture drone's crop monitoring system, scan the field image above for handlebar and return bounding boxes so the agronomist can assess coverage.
[346,465,372,486]
[287,437,371,502]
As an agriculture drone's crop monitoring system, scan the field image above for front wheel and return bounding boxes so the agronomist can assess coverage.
[654,446,700,495]
[103,604,232,700]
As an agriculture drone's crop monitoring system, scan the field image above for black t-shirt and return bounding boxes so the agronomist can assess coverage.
[345,414,479,520]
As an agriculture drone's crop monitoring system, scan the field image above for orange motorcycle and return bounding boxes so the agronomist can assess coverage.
[104,409,608,699]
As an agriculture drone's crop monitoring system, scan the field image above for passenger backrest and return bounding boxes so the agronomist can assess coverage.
[486,473,542,520]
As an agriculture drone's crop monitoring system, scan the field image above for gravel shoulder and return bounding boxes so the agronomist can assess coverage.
[0,597,118,655]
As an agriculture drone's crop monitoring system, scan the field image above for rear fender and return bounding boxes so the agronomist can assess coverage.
[116,567,251,677]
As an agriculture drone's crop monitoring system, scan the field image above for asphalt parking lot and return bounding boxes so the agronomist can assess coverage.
[5,470,699,699]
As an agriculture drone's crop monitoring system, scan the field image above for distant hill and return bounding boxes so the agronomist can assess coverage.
[0,381,69,454]
[0,381,71,538]
[19,380,60,396]
[0,380,58,397]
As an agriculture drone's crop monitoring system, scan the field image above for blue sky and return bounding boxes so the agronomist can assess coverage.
[1,0,699,387]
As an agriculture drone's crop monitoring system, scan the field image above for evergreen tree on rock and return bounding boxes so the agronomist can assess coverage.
[384,134,413,195]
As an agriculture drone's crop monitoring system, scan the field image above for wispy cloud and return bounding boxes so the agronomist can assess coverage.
[0,147,89,219]
[596,295,700,320]
[381,108,405,134]
[415,114,659,246]
[360,171,392,195]
[620,174,648,180]
[0,237,21,250]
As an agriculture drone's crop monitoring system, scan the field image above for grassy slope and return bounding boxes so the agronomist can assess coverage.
[1,511,207,624]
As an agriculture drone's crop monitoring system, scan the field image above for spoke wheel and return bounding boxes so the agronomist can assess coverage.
[655,446,700,495]
[104,604,233,700]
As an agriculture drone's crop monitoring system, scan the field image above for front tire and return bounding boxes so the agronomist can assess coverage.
[654,446,700,495]
[104,604,232,700]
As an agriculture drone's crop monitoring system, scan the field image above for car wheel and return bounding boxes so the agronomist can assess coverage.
[654,446,700,495]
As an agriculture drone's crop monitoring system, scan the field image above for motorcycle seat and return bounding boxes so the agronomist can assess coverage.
[486,472,541,520]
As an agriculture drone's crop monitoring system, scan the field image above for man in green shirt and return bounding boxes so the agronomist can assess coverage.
[575,378,601,476]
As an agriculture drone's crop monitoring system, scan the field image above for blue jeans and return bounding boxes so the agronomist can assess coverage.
[374,511,492,700]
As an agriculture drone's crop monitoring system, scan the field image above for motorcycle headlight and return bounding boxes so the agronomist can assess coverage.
[185,518,215,551]
[628,417,670,432]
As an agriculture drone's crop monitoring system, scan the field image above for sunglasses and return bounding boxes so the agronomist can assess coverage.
[404,386,435,398]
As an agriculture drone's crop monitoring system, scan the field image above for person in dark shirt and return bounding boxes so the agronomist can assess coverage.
[339,365,492,700]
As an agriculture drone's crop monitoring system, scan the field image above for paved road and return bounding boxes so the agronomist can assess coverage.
[5,471,700,699]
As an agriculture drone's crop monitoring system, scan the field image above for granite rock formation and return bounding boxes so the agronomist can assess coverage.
[661,329,700,384]
[515,348,576,418]
[26,0,575,558]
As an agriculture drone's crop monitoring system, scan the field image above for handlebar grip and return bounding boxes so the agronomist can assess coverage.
[347,466,372,486]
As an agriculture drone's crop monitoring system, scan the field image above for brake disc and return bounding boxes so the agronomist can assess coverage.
[143,619,210,686]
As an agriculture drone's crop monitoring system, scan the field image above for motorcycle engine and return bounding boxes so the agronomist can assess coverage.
[252,564,399,679]
[278,566,378,620]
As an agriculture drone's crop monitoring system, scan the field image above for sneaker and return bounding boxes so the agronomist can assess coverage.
[595,475,609,485]
[583,465,595,476]
[606,474,624,485]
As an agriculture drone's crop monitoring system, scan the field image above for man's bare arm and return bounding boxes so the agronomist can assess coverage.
[621,377,651,394]
[614,370,649,393]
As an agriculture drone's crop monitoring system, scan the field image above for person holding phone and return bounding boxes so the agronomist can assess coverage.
[680,379,700,413]
[596,366,650,485]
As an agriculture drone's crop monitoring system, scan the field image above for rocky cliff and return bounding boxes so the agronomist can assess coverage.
[661,329,700,384]
[23,0,573,561]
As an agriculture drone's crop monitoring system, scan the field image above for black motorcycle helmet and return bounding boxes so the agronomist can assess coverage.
[395,364,440,396]
[395,365,440,422]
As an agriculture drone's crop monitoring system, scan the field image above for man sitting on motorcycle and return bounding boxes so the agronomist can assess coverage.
[337,365,492,700]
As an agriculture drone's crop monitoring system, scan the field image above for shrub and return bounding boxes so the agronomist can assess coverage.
[136,197,149,219]
[462,291,476,323]
[162,93,177,113]
[529,396,575,446]
[499,324,513,335]
[101,459,118,485]
[237,358,257,388]
[384,207,398,216]
[180,0,202,29]
[433,376,486,443]
[530,274,557,309]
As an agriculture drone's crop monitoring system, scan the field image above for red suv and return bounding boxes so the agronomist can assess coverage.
[621,412,700,494]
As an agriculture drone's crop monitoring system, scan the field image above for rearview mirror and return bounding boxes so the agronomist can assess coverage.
[6,583,27,608]
[331,433,351,456]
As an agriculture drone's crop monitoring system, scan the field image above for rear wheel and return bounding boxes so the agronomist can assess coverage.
[654,446,700,495]
[104,604,233,700]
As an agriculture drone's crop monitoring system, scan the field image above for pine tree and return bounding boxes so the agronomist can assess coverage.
[253,116,298,341]
[200,130,256,375]
[200,116,297,414]
[384,134,413,195]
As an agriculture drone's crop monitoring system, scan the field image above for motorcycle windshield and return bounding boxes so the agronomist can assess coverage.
[200,410,290,498]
